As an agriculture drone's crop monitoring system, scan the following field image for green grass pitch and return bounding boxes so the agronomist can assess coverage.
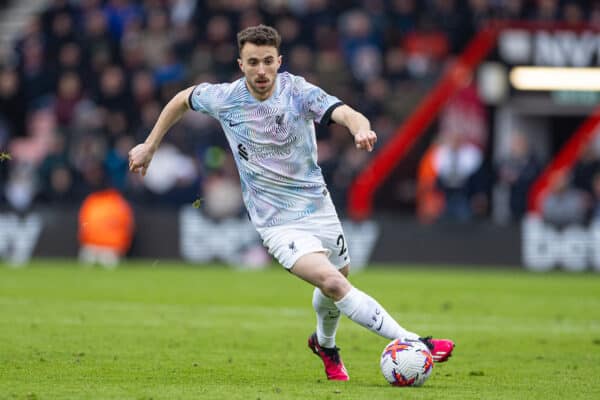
[1,260,599,399]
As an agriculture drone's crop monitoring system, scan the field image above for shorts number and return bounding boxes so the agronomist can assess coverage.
[337,234,347,256]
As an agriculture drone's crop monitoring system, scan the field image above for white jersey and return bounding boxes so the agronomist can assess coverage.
[189,72,343,228]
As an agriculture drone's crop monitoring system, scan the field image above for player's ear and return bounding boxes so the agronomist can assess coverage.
[237,58,243,72]
[277,55,282,68]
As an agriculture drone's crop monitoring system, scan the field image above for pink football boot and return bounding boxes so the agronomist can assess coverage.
[419,336,455,362]
[308,333,350,381]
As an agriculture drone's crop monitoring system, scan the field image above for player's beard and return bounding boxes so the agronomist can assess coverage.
[249,77,273,97]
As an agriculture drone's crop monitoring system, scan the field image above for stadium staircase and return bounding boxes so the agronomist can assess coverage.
[0,0,49,61]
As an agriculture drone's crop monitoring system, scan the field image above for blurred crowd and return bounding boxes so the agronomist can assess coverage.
[1,0,599,223]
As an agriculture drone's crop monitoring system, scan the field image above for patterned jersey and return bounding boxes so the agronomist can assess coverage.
[189,72,343,228]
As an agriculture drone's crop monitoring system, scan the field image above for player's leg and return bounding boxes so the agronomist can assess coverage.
[255,224,353,381]
[310,265,348,348]
[257,221,452,378]
[294,254,455,362]
[305,262,350,381]
[297,204,420,341]
[308,211,454,363]
[291,253,420,341]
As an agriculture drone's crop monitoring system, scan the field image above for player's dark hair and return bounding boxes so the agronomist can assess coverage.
[237,25,281,55]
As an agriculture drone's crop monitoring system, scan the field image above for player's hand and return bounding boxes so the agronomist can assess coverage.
[128,142,155,176]
[354,130,377,152]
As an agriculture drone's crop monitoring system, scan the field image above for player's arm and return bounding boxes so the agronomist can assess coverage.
[330,104,377,152]
[129,86,195,176]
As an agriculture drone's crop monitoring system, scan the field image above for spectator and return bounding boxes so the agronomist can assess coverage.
[55,42,86,83]
[153,46,186,88]
[542,169,588,228]
[170,0,197,28]
[140,8,172,69]
[119,34,146,74]
[133,100,161,142]
[36,131,78,204]
[416,140,445,224]
[467,0,494,32]
[82,9,120,71]
[202,153,243,220]
[0,66,26,137]
[384,47,409,83]
[589,172,600,221]
[495,132,541,222]
[563,1,585,27]
[592,1,600,28]
[141,143,198,205]
[389,0,418,38]
[497,0,525,20]
[435,131,483,222]
[573,143,600,196]
[46,12,79,66]
[275,16,302,54]
[104,135,134,191]
[103,0,144,41]
[53,72,84,127]
[338,9,380,69]
[41,0,79,40]
[428,0,468,53]
[529,0,559,21]
[18,36,53,104]
[4,163,37,212]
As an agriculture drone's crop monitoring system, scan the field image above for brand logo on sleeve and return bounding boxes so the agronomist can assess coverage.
[237,144,249,161]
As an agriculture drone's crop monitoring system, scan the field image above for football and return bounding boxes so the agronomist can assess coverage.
[380,339,434,387]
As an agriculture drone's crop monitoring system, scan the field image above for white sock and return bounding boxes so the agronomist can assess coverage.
[334,287,419,341]
[312,288,341,348]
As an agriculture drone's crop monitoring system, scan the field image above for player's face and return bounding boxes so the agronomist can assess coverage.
[238,43,282,101]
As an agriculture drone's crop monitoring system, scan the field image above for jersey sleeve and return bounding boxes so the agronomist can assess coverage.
[295,76,343,124]
[188,82,230,117]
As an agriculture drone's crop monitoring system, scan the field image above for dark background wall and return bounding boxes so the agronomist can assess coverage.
[1,208,522,267]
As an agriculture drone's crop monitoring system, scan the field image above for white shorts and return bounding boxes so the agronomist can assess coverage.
[256,198,350,270]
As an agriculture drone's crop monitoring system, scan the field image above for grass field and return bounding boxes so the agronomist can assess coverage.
[1,260,599,399]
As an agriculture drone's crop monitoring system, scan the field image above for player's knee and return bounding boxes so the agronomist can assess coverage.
[320,274,351,300]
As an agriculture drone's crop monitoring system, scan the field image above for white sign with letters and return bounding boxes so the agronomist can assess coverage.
[0,213,43,265]
[499,30,600,67]
[522,214,600,272]
[179,208,379,269]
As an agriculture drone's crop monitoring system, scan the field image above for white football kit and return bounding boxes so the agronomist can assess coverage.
[188,71,444,364]
[189,72,350,269]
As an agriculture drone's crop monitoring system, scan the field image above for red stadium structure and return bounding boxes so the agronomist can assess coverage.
[348,21,600,220]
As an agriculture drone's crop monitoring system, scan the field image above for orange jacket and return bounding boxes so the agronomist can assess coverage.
[416,144,445,223]
[78,189,135,254]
